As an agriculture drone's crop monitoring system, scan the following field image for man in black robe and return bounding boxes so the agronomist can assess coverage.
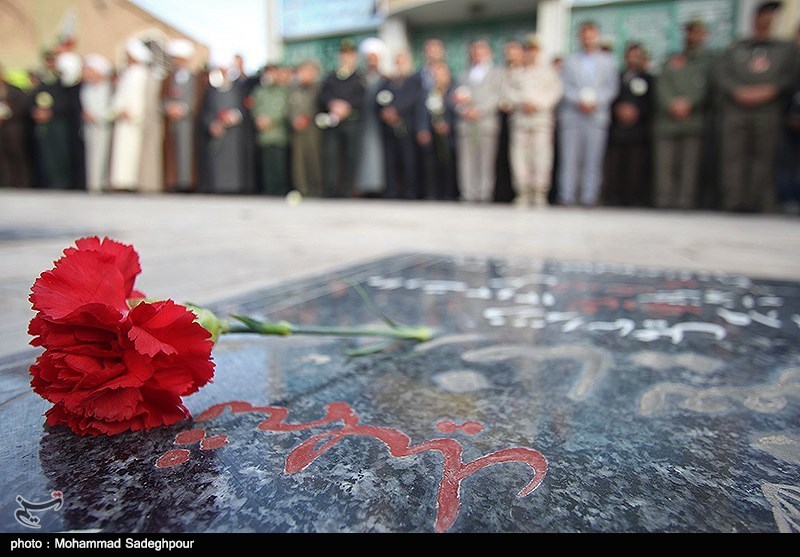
[199,63,254,194]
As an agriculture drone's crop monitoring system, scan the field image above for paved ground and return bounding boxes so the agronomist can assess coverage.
[2,188,799,359]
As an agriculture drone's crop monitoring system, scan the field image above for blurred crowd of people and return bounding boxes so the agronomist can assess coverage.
[1,1,799,213]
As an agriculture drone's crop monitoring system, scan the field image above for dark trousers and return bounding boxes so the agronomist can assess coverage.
[384,129,418,199]
[719,105,781,212]
[0,123,31,188]
[35,120,73,189]
[604,137,651,207]
[777,128,800,209]
[654,134,702,209]
[323,119,360,198]
[493,110,514,203]
[419,135,457,200]
[259,145,289,196]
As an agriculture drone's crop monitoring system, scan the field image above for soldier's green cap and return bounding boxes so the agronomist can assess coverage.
[340,38,357,52]
[684,18,707,30]
[757,1,781,14]
[524,33,541,49]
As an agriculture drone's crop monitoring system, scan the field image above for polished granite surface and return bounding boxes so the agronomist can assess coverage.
[1,253,799,533]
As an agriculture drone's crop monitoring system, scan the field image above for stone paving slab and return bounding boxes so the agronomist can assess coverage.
[2,189,800,362]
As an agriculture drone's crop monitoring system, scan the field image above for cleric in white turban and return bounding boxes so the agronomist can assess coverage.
[166,38,195,61]
[125,37,151,64]
[55,51,83,87]
[83,53,112,77]
[80,53,114,192]
[163,38,203,192]
[109,37,151,190]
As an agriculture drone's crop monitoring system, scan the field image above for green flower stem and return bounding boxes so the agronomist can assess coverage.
[226,315,433,343]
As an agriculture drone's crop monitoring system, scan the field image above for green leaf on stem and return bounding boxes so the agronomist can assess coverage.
[344,339,399,357]
[345,279,398,328]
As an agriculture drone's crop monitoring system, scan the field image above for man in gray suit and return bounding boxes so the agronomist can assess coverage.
[453,39,504,203]
[557,21,619,207]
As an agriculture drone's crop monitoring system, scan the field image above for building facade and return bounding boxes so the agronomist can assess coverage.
[0,0,209,83]
[269,0,799,73]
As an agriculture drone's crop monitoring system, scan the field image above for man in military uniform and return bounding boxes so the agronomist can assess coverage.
[713,1,800,213]
[251,64,291,196]
[777,24,800,214]
[317,39,365,198]
[653,19,714,210]
[288,60,324,197]
[500,36,563,208]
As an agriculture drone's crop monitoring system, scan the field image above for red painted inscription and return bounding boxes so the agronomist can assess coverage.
[157,400,548,533]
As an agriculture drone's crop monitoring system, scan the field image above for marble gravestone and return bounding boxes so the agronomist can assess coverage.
[1,253,799,534]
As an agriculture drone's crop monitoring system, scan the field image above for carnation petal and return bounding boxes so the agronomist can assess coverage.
[71,358,142,391]
[72,237,142,299]
[127,300,202,357]
[128,324,179,357]
[138,386,191,429]
[30,249,128,320]
[149,365,199,395]
[85,387,143,421]
[77,389,189,435]
[43,404,69,428]
[151,356,215,395]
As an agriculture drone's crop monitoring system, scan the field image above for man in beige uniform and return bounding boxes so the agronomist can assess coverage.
[501,35,563,208]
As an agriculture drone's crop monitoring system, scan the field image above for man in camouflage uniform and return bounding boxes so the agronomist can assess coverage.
[500,36,563,208]
[653,19,714,210]
[713,1,800,212]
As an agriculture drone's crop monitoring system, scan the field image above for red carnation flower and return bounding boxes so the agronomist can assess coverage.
[28,237,215,436]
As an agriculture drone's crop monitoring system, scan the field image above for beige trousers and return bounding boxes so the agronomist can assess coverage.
[509,125,554,206]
